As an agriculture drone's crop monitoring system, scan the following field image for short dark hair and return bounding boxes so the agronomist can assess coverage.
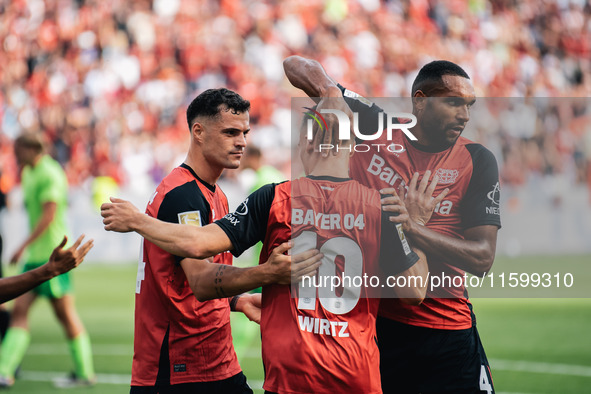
[15,132,45,153]
[412,60,470,96]
[186,88,250,129]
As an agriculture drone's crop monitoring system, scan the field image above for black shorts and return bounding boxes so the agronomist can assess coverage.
[130,372,253,394]
[377,317,494,394]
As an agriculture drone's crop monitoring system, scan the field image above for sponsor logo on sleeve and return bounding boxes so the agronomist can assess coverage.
[178,210,202,226]
[486,182,501,215]
[235,198,249,215]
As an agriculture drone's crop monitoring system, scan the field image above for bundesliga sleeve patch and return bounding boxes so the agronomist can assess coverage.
[178,210,202,226]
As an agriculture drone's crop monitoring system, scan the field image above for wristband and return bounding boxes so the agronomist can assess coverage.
[229,294,243,312]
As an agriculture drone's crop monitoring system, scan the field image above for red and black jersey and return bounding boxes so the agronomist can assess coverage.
[340,85,501,330]
[132,163,240,387]
[216,176,418,394]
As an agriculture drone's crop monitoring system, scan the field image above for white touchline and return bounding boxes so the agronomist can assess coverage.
[490,358,591,378]
[27,344,132,356]
[19,371,131,385]
[18,371,265,389]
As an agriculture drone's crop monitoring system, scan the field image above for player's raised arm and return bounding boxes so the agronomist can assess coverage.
[0,235,93,303]
[283,56,341,99]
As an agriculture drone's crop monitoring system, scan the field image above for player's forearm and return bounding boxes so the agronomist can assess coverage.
[0,264,54,303]
[395,248,428,305]
[130,213,217,259]
[24,203,56,247]
[283,56,341,98]
[406,224,496,276]
[191,264,274,302]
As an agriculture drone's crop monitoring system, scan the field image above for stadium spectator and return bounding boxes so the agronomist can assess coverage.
[0,1,589,202]
[284,55,501,393]
[0,132,95,389]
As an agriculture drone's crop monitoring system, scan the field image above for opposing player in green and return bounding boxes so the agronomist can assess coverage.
[0,133,96,389]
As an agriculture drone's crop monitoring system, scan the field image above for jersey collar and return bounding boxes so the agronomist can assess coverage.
[180,163,216,192]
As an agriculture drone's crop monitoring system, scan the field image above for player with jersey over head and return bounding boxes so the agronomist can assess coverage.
[101,111,446,393]
[284,56,502,394]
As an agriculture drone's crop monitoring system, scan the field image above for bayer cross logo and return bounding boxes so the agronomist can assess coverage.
[435,168,459,184]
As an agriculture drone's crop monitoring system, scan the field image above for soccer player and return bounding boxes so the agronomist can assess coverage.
[118,88,321,394]
[283,56,501,393]
[101,110,447,393]
[0,133,95,388]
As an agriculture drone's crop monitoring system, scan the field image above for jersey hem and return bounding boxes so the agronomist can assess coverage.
[131,367,243,386]
[378,315,473,330]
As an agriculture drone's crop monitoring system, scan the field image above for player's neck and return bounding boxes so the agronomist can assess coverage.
[183,153,222,186]
[29,153,43,167]
[308,156,350,178]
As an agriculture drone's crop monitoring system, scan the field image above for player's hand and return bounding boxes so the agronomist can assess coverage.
[382,171,449,229]
[311,92,353,156]
[380,189,412,232]
[9,245,26,265]
[46,235,94,276]
[101,197,142,232]
[264,242,323,285]
[235,293,262,324]
[403,171,449,226]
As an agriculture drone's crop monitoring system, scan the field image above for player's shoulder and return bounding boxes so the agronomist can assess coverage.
[157,166,199,196]
[455,138,496,162]
[37,155,64,175]
[346,178,380,201]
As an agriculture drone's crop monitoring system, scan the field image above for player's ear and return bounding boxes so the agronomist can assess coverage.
[191,121,205,142]
[413,91,427,111]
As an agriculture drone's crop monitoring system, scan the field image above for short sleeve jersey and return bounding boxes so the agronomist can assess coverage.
[131,164,240,386]
[21,155,69,263]
[340,85,501,329]
[216,177,418,394]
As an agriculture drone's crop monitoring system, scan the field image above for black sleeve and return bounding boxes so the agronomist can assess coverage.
[379,210,420,276]
[157,181,210,264]
[461,144,502,229]
[215,183,279,257]
[337,84,386,143]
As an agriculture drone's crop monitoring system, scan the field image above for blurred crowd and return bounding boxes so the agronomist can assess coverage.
[0,0,590,204]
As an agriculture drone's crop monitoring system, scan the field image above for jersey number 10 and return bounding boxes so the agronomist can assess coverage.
[293,231,363,315]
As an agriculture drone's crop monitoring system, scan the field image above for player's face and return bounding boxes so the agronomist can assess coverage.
[14,143,35,166]
[200,109,250,170]
[419,75,476,148]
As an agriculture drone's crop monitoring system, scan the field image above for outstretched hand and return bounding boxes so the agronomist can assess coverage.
[101,197,141,232]
[47,235,94,276]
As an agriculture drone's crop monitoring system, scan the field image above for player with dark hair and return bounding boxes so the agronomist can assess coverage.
[101,108,449,393]
[284,56,501,393]
[123,88,322,394]
[0,133,96,389]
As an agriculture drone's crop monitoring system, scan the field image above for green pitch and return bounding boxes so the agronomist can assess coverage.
[3,256,591,393]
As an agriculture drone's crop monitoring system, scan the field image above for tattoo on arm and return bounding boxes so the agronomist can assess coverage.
[214,265,229,298]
